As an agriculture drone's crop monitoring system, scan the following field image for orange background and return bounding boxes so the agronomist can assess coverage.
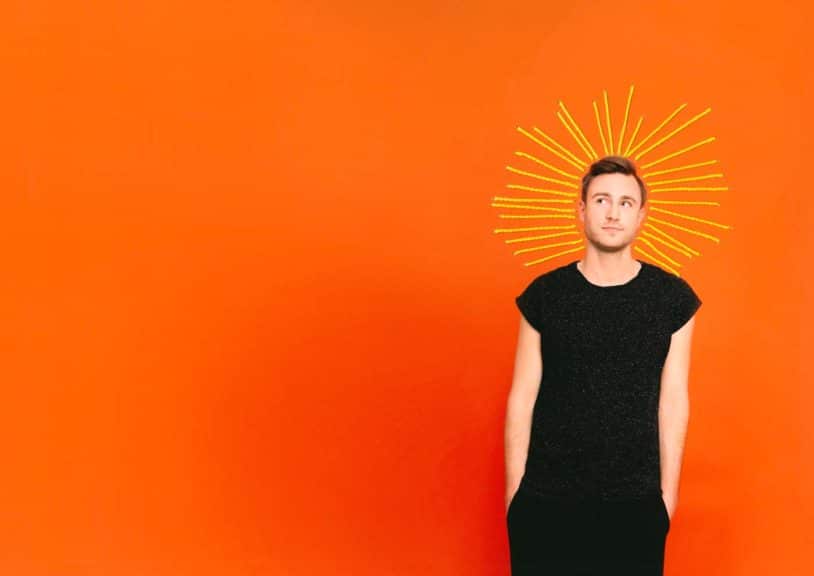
[1,1,811,574]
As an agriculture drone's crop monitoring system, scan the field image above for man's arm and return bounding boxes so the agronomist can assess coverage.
[504,315,543,512]
[659,314,697,519]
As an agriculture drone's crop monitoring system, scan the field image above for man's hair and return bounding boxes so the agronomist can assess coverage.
[580,155,647,206]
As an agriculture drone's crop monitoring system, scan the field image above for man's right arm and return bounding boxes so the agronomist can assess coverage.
[504,314,543,512]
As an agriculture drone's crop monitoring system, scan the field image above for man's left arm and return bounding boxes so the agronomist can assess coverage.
[659,315,697,520]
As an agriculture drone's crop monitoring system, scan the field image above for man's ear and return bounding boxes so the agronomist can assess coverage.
[637,204,646,226]
[577,200,584,223]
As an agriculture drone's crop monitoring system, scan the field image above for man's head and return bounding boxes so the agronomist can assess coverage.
[580,156,647,205]
[577,156,647,253]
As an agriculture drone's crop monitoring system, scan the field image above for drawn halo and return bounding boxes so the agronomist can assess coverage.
[492,85,732,276]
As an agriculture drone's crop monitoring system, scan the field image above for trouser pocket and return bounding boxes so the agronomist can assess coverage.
[658,495,671,531]
[507,485,523,522]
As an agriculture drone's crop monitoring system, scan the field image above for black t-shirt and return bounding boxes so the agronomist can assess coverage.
[515,259,702,500]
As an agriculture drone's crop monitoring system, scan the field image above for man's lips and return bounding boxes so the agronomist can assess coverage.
[602,226,622,231]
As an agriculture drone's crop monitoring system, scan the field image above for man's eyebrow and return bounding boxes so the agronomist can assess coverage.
[590,191,638,202]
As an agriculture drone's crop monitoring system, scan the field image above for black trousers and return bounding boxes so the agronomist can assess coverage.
[506,482,670,576]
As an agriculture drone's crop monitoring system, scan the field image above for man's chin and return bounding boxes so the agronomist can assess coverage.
[586,237,632,254]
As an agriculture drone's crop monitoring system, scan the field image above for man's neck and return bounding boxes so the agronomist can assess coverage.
[578,250,641,286]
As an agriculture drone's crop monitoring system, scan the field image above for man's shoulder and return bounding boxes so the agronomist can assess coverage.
[643,260,689,278]
[641,260,673,281]
[640,261,698,294]
[524,260,575,288]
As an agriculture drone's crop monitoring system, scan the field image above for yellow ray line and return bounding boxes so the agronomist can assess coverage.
[649,207,731,230]
[498,213,576,220]
[492,203,574,213]
[531,127,587,169]
[494,196,574,204]
[505,230,581,244]
[640,230,693,258]
[593,101,609,155]
[506,184,576,198]
[493,224,577,234]
[648,200,721,206]
[603,90,614,155]
[636,235,682,268]
[644,222,700,256]
[642,160,718,178]
[633,246,681,276]
[524,244,585,267]
[514,152,580,180]
[628,103,687,157]
[640,136,716,170]
[646,215,721,242]
[649,186,728,193]
[634,107,712,160]
[557,111,594,162]
[558,101,599,159]
[617,85,635,155]
[506,166,578,188]
[517,127,586,171]
[623,116,644,156]
[646,173,724,186]
[514,238,584,255]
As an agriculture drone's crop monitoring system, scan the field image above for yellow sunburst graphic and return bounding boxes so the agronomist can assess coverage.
[492,85,732,276]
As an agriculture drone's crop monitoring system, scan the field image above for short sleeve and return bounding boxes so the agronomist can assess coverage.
[669,276,702,334]
[515,276,546,333]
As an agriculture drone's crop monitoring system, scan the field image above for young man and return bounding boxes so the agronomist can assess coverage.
[504,156,701,575]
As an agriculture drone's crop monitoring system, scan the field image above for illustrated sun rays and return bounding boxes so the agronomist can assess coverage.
[492,85,732,275]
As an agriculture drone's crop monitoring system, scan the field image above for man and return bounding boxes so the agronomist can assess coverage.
[504,156,701,575]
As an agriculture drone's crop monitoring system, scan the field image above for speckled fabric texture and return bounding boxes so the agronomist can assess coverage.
[515,259,701,500]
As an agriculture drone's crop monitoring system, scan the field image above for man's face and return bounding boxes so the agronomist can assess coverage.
[578,172,646,253]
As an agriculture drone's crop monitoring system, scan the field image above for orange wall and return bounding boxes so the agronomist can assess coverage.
[1,1,811,574]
